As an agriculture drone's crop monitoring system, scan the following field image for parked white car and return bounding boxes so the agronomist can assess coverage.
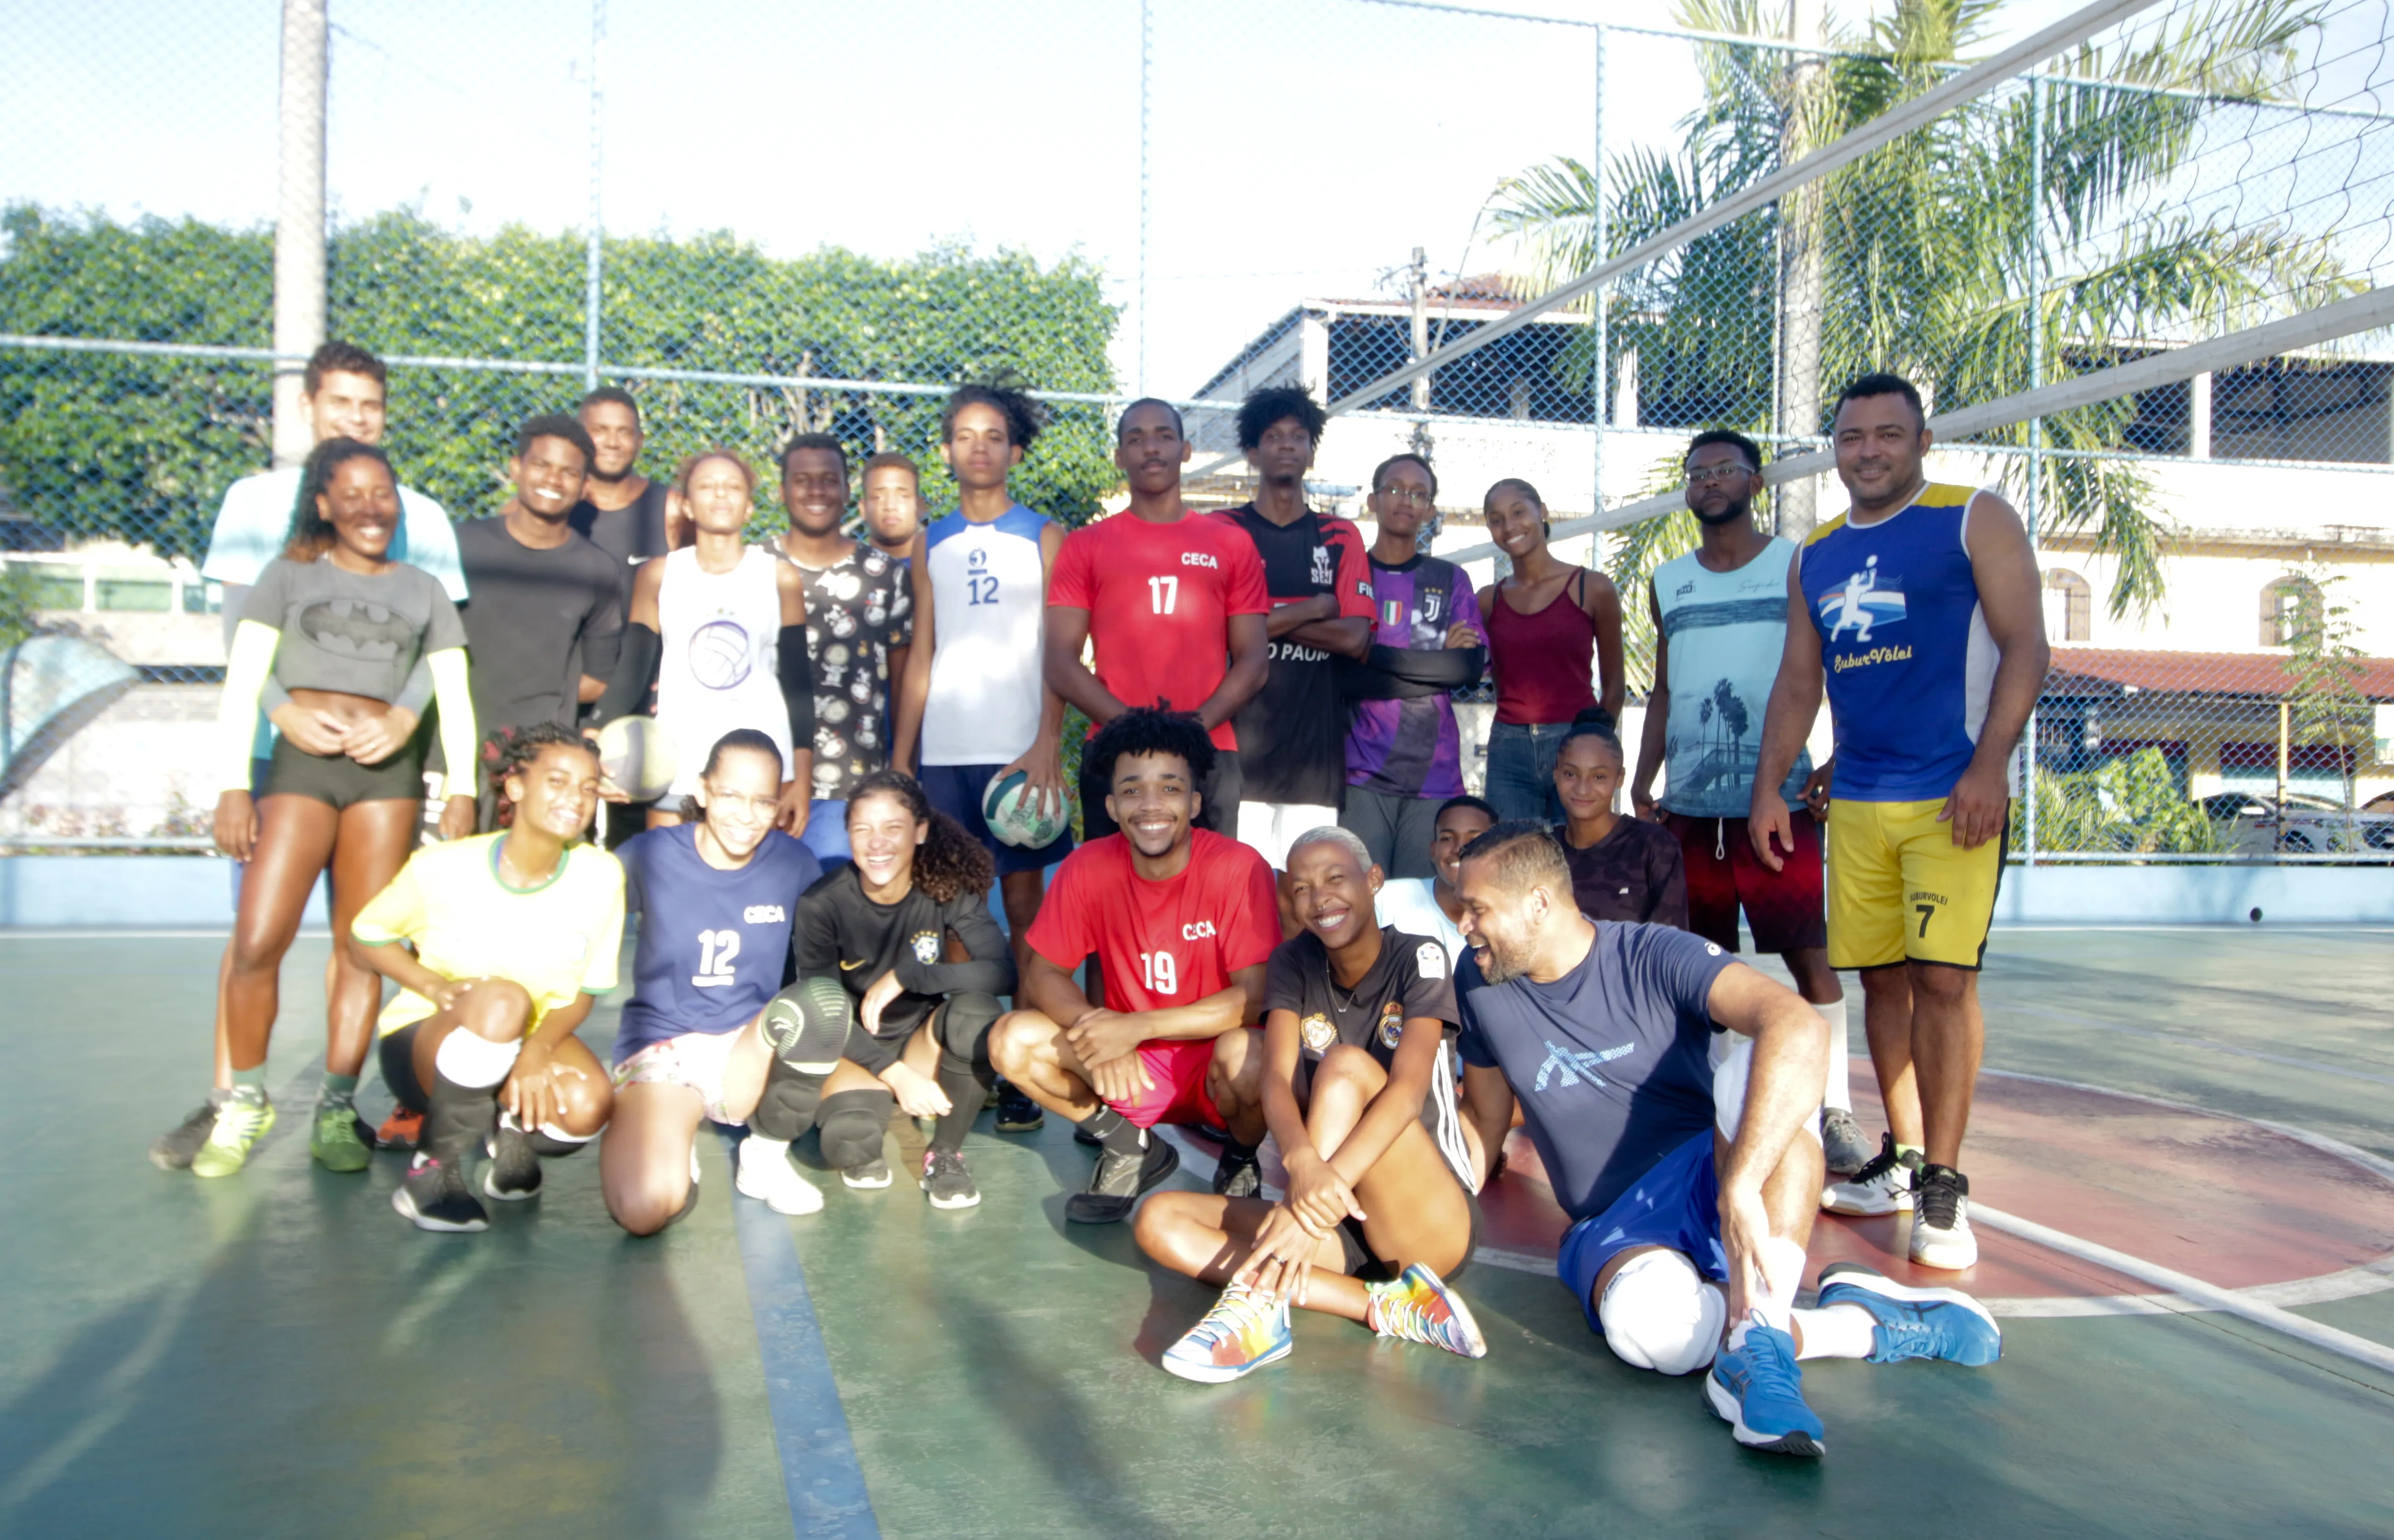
[2200,791,2394,855]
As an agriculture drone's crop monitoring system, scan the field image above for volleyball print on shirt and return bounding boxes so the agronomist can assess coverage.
[687,618,756,689]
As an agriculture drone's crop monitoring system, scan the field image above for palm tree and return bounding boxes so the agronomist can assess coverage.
[1490,0,2353,664]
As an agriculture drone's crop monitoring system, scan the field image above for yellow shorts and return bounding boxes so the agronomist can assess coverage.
[1824,797,2005,971]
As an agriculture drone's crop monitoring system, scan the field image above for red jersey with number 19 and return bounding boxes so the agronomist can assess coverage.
[1024,829,1280,1012]
[1047,509,1270,750]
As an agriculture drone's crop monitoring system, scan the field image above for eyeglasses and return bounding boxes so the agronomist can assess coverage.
[1375,487,1435,507]
[1684,463,1755,485]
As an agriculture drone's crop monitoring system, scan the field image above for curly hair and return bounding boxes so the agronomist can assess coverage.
[1235,385,1327,452]
[283,437,395,562]
[941,382,1046,452]
[845,769,995,905]
[482,722,601,828]
[1083,707,1215,799]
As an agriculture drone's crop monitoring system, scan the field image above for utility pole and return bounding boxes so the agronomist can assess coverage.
[583,0,606,391]
[271,0,328,469]
[1409,246,1430,412]
[1774,0,1827,538]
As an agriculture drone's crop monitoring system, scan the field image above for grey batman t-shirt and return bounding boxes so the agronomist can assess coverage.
[239,554,466,703]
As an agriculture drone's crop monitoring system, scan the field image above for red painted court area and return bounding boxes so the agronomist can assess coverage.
[1472,1072,2394,1307]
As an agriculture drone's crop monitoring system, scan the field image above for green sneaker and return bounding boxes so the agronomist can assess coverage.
[309,1100,373,1173]
[190,1095,276,1179]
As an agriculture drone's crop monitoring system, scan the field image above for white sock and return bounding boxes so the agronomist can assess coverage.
[1792,1303,1878,1360]
[1729,1236,1808,1346]
[744,1136,790,1159]
[1817,995,1851,1113]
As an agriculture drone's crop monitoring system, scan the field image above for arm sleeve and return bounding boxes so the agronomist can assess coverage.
[777,623,815,751]
[578,855,626,995]
[1341,644,1488,699]
[1260,941,1304,1018]
[1648,828,1690,931]
[894,892,1018,998]
[393,653,435,719]
[427,650,477,794]
[419,583,469,655]
[1021,855,1092,971]
[1331,526,1375,619]
[1222,848,1282,972]
[216,621,281,793]
[590,622,659,726]
[1046,528,1093,610]
[351,853,427,947]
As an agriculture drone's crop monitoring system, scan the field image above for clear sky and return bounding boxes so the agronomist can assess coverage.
[2,0,2377,396]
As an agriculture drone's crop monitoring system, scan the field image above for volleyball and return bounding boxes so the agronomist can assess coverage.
[982,768,1068,850]
[687,619,754,690]
[595,715,679,805]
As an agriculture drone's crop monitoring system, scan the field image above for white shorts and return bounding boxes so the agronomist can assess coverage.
[612,1028,746,1124]
[1236,801,1342,870]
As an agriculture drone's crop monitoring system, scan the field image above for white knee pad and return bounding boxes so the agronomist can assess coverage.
[434,1029,521,1090]
[1598,1249,1726,1377]
[1710,1034,1822,1148]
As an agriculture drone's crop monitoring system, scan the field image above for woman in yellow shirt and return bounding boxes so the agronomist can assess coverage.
[352,723,625,1233]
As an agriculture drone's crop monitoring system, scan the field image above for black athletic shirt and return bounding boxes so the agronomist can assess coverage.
[793,864,1016,1049]
[569,480,674,569]
[1262,923,1475,1189]
[453,516,627,735]
[1217,505,1373,807]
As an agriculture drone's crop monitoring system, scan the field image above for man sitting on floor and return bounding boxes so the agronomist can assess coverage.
[1453,821,2000,1459]
[989,708,1281,1222]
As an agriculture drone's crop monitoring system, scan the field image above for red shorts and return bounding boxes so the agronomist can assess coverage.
[1665,811,1828,956]
[1108,1036,1231,1131]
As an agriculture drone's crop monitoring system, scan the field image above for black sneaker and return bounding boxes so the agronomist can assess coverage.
[920,1148,981,1209]
[842,1156,894,1190]
[482,1120,542,1201]
[993,1080,1046,1134]
[1066,1137,1180,1224]
[1212,1143,1263,1199]
[149,1096,223,1171]
[392,1155,489,1233]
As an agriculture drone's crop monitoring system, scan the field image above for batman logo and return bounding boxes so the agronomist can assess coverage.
[299,598,415,660]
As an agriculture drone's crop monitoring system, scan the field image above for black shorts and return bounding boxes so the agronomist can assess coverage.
[1336,1185,1484,1283]
[261,735,424,810]
[1079,747,1241,842]
[379,1023,428,1114]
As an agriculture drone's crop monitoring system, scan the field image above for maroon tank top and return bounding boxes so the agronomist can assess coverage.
[1488,568,1598,725]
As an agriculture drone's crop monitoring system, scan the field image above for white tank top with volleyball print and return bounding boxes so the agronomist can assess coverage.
[654,544,790,795]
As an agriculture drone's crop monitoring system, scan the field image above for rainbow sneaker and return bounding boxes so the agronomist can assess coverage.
[1161,1285,1293,1383]
[1365,1263,1488,1359]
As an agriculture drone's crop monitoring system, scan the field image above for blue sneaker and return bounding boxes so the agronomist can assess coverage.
[1705,1318,1825,1457]
[1161,1286,1293,1383]
[1815,1262,2002,1367]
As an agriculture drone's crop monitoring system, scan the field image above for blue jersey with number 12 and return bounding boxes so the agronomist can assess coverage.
[613,823,820,1062]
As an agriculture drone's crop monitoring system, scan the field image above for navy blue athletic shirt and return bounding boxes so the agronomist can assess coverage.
[1457,922,1734,1221]
[614,824,821,1063]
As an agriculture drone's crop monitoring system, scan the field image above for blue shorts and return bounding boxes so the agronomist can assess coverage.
[1557,1130,1728,1335]
[918,762,1073,877]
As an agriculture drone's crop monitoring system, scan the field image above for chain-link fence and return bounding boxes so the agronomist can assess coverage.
[1,0,2390,857]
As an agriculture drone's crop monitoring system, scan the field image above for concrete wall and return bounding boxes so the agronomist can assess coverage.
[1,855,2379,930]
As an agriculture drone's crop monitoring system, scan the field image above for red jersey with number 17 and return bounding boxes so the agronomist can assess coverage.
[1024,829,1280,1013]
[1047,509,1270,750]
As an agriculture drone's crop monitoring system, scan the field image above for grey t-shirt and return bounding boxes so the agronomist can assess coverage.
[240,554,467,703]
[454,517,627,734]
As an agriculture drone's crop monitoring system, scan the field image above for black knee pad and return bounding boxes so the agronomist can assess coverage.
[749,1054,829,1143]
[817,1088,895,1170]
[936,991,1002,1082]
[763,976,852,1071]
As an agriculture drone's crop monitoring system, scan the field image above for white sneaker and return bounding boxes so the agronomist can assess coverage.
[1908,1165,1978,1270]
[737,1137,823,1215]
[1822,1133,1917,1215]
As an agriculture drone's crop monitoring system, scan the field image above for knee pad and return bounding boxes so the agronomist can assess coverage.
[527,1124,590,1159]
[936,992,1002,1080]
[764,976,852,1072]
[434,1029,521,1091]
[1598,1250,1726,1377]
[817,1088,894,1169]
[749,1054,829,1143]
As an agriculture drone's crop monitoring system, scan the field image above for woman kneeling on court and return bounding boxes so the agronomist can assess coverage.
[351,725,624,1233]
[600,729,821,1232]
[1136,827,1489,1381]
[758,770,1015,1209]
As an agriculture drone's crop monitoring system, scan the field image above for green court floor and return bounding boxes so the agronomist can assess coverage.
[1,926,2390,1539]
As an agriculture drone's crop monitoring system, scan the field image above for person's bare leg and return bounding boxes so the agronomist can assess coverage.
[325,798,418,1078]
[1134,1191,1368,1321]
[602,1081,707,1235]
[1782,947,1840,1006]
[999,870,1046,983]
[1906,962,1981,1169]
[1203,1028,1268,1145]
[220,796,340,1073]
[987,1009,1104,1123]
[1857,964,1923,1149]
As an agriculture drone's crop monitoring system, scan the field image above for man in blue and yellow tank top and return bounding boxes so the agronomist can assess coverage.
[1748,373,2049,1274]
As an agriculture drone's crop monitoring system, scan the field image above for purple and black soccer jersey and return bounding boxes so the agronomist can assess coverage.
[1346,553,1483,799]
[1456,921,1734,1221]
[613,824,821,1062]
